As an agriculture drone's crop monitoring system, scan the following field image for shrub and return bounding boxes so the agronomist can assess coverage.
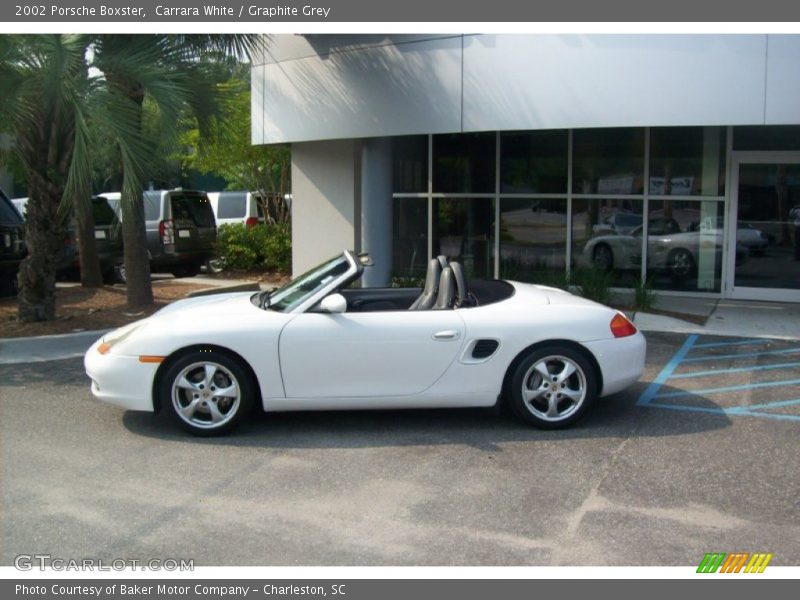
[633,275,656,312]
[572,267,612,305]
[215,222,291,273]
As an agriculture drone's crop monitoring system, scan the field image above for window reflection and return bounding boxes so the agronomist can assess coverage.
[573,128,644,195]
[649,127,725,196]
[433,198,494,279]
[500,130,568,194]
[433,133,496,194]
[392,198,428,282]
[572,199,644,287]
[499,198,566,282]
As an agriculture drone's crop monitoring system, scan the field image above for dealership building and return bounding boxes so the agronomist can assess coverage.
[251,34,800,302]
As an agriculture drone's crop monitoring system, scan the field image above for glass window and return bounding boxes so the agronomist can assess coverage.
[392,198,428,282]
[143,192,161,221]
[573,128,644,195]
[171,194,215,228]
[572,198,644,287]
[269,254,351,312]
[499,198,567,282]
[649,127,726,196]
[646,200,723,292]
[91,197,118,225]
[0,196,23,224]
[217,193,247,219]
[433,133,496,194]
[734,126,800,151]
[392,136,428,193]
[500,130,568,194]
[433,198,495,279]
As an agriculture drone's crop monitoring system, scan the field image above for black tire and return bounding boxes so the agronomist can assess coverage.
[592,244,614,273]
[668,248,695,280]
[159,350,256,436]
[506,345,598,429]
[171,261,201,278]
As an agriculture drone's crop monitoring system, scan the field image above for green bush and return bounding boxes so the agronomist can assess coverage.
[572,267,613,305]
[215,223,291,273]
[633,275,656,312]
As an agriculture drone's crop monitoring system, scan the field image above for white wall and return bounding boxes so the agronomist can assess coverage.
[254,34,800,144]
[290,139,357,274]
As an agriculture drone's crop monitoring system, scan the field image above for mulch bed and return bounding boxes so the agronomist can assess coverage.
[0,282,213,339]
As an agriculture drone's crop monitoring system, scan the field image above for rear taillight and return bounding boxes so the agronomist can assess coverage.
[245,217,259,228]
[610,312,637,338]
[159,219,175,245]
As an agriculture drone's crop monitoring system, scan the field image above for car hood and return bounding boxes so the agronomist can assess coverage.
[152,291,259,319]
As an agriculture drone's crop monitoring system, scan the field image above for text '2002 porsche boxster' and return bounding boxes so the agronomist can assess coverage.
[85,251,646,435]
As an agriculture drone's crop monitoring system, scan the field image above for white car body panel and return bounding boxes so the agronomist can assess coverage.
[84,253,646,420]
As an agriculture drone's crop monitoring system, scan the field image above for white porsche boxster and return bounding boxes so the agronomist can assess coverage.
[85,250,646,435]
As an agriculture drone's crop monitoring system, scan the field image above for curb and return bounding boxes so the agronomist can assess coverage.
[186,283,260,298]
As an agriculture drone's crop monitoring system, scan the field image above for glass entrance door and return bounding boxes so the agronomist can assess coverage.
[729,154,800,301]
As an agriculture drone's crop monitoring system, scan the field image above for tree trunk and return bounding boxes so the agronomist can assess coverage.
[120,182,153,307]
[73,195,104,287]
[17,183,67,322]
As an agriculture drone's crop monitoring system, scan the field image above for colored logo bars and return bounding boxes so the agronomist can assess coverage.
[697,552,773,573]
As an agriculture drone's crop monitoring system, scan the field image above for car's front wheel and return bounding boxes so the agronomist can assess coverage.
[160,351,255,436]
[507,346,598,429]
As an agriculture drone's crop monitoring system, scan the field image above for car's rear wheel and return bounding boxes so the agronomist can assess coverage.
[507,346,597,429]
[668,248,695,280]
[592,244,614,272]
[161,351,255,436]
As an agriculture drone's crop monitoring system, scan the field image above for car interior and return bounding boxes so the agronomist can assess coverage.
[338,256,515,313]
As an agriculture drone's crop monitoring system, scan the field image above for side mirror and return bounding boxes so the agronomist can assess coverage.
[319,293,347,314]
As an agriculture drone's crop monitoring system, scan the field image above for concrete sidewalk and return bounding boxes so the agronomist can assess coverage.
[630,297,800,341]
[0,329,109,364]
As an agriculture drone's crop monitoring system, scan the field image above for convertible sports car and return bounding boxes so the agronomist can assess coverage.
[84,250,646,435]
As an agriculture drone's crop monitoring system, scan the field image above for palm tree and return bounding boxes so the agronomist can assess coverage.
[0,34,96,321]
[89,34,262,307]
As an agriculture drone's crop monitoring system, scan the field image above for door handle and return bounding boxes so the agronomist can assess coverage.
[433,330,461,341]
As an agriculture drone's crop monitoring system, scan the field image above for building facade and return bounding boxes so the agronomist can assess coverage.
[252,34,800,301]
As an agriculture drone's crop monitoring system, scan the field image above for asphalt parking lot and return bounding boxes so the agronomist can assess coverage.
[1,331,798,566]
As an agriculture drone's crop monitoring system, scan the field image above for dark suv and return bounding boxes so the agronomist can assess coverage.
[0,188,25,295]
[12,195,124,283]
[102,189,216,278]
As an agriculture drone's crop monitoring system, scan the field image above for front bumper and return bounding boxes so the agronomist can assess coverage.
[584,331,646,397]
[84,337,159,412]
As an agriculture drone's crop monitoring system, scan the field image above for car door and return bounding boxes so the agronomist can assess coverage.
[279,309,466,398]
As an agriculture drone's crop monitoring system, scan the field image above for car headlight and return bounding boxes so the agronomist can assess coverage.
[97,320,146,354]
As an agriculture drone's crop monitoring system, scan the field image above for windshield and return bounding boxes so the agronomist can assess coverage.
[266,254,352,312]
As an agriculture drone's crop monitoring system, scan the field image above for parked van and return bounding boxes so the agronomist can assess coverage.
[0,188,25,295]
[102,189,216,278]
[207,191,265,228]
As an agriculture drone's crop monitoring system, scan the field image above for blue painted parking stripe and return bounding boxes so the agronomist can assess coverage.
[654,378,800,400]
[693,338,770,349]
[670,361,800,379]
[637,334,698,406]
[681,347,800,363]
[731,397,800,412]
[650,402,800,421]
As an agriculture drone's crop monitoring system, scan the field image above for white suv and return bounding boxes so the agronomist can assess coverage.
[207,192,265,228]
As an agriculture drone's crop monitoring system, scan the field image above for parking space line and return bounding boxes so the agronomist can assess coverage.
[693,338,769,349]
[681,347,800,363]
[639,335,800,421]
[636,334,698,406]
[670,362,800,379]
[654,378,800,400]
[651,402,800,421]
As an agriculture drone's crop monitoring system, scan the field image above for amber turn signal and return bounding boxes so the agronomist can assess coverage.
[138,356,165,364]
[97,342,111,355]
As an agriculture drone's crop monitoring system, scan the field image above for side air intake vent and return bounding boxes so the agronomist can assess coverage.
[472,339,499,359]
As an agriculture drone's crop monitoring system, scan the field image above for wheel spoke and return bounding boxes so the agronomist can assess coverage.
[556,361,576,384]
[523,381,549,402]
[546,394,560,417]
[203,364,217,387]
[180,398,201,419]
[561,387,583,403]
[207,401,226,423]
[533,361,551,380]
[214,384,238,399]
[176,376,198,391]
